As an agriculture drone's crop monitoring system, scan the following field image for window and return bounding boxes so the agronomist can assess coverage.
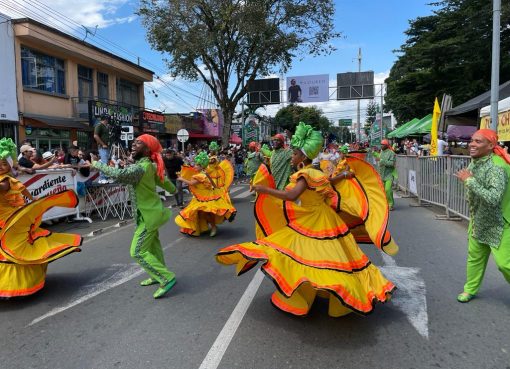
[97,72,109,100]
[77,131,91,150]
[21,46,66,94]
[78,65,93,103]
[116,78,139,107]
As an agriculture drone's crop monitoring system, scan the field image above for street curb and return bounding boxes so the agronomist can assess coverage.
[83,219,134,238]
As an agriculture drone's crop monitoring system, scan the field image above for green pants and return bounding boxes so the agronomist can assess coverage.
[130,220,175,286]
[384,179,394,208]
[463,222,510,295]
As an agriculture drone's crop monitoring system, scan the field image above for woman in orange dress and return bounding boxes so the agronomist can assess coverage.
[0,138,82,298]
[216,122,396,317]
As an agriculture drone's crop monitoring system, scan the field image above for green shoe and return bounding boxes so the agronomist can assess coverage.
[153,278,177,299]
[140,278,158,286]
[457,292,475,303]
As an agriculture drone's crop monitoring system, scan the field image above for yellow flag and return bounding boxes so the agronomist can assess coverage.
[430,97,441,156]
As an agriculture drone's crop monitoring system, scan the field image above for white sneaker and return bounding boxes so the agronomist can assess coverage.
[98,179,108,184]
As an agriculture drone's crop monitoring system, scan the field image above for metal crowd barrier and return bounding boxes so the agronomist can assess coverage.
[395,155,471,220]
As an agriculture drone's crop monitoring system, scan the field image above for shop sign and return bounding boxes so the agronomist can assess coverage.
[88,100,135,126]
[139,110,165,133]
[480,110,510,141]
[25,126,32,135]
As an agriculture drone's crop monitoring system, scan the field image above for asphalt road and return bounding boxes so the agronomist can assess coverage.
[1,185,509,369]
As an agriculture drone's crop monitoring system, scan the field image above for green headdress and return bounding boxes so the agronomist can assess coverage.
[208,141,219,152]
[0,138,17,166]
[290,122,323,160]
[194,151,210,168]
[260,144,272,158]
[339,145,349,154]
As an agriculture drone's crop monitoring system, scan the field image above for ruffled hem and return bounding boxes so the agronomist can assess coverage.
[217,244,395,315]
[0,190,83,264]
[0,262,47,298]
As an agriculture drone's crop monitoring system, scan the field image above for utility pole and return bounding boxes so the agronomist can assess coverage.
[356,47,362,142]
[490,0,501,131]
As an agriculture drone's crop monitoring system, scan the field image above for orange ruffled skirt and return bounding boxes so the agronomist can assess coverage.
[0,190,82,298]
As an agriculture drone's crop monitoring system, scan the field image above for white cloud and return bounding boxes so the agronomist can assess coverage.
[0,0,136,30]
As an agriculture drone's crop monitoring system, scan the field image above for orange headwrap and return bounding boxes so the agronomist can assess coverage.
[475,129,510,164]
[248,141,258,150]
[381,139,390,146]
[137,134,165,181]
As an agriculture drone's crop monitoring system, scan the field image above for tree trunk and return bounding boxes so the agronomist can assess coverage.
[221,107,234,148]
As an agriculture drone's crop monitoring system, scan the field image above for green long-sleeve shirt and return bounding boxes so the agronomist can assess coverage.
[465,154,508,248]
[270,148,293,190]
[378,149,396,181]
[93,157,175,231]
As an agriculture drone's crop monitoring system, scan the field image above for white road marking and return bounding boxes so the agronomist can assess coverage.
[228,186,245,195]
[27,237,184,327]
[233,189,253,199]
[198,270,264,369]
[380,253,429,339]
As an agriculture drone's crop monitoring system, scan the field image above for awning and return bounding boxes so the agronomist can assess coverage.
[229,133,242,144]
[387,118,419,138]
[24,114,91,131]
[397,114,432,137]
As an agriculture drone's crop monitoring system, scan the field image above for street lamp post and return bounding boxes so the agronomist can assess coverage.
[490,0,501,131]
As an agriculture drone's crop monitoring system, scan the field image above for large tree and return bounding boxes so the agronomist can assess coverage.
[274,105,331,134]
[385,0,510,124]
[138,0,340,144]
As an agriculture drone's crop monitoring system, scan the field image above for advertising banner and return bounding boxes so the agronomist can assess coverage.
[286,74,329,103]
[19,169,78,221]
[480,111,510,141]
[199,109,223,137]
[139,110,165,133]
[88,100,136,126]
[0,15,18,121]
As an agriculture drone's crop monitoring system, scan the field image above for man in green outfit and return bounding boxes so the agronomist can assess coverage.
[378,139,396,210]
[455,129,510,303]
[92,134,177,299]
[270,133,293,190]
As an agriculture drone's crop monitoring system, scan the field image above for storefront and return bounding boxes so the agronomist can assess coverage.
[21,115,91,151]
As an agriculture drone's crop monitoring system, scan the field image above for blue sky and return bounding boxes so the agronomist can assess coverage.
[0,0,436,123]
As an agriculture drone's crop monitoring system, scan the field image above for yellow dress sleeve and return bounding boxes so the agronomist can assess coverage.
[0,174,26,207]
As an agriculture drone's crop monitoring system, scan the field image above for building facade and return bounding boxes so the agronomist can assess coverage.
[4,17,155,151]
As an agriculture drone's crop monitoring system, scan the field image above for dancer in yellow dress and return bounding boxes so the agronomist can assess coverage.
[216,122,396,317]
[206,141,235,206]
[0,138,82,298]
[175,152,236,237]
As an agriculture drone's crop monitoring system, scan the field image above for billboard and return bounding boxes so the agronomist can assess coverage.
[286,74,329,103]
[199,109,223,137]
[337,71,374,100]
[0,15,18,122]
[247,78,280,105]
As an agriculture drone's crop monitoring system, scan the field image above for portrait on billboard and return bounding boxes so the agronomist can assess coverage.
[286,74,329,103]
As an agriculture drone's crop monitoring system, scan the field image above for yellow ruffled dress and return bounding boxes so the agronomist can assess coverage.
[175,169,236,236]
[206,157,235,206]
[216,165,395,317]
[0,174,82,298]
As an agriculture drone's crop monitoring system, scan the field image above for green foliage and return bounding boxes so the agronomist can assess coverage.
[138,0,340,143]
[385,0,510,123]
[274,105,331,134]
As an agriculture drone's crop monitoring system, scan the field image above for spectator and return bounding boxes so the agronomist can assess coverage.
[234,149,245,180]
[437,134,449,156]
[18,145,55,170]
[93,114,111,183]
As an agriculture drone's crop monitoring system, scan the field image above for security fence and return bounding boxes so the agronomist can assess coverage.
[395,155,471,220]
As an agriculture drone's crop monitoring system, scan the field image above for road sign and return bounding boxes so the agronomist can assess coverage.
[339,118,352,127]
[177,129,189,143]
